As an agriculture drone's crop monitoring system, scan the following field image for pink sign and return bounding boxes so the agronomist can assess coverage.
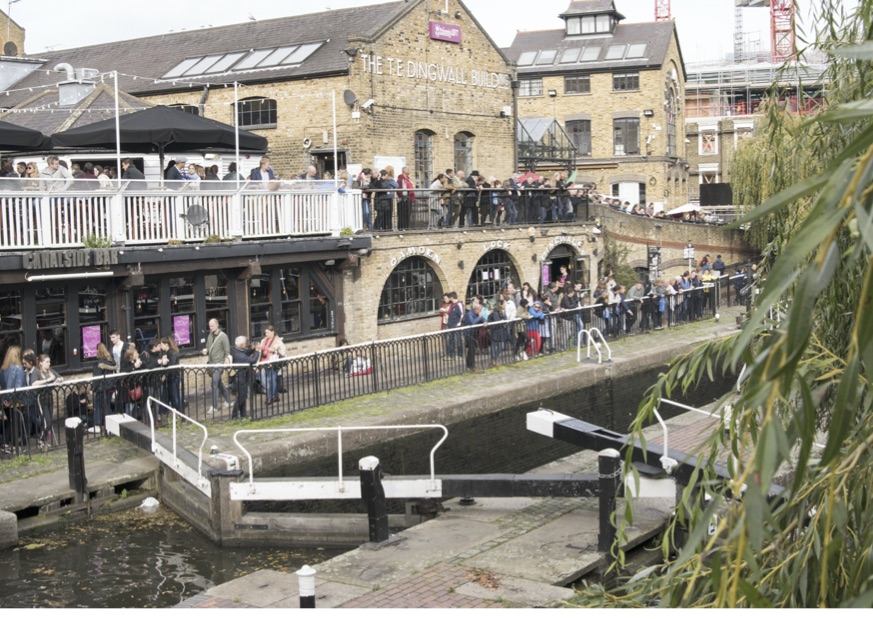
[429,21,462,44]
[173,314,191,346]
[541,263,551,288]
[81,325,103,359]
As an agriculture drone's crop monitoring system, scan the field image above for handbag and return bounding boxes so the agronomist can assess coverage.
[129,385,143,402]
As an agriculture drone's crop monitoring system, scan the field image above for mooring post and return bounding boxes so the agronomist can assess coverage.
[296,564,316,608]
[598,448,621,553]
[65,417,87,503]
[359,456,389,543]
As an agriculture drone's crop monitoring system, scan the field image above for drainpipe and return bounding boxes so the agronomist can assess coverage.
[511,77,519,172]
[198,85,210,117]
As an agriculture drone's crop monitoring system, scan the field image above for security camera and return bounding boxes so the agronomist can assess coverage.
[361,99,375,110]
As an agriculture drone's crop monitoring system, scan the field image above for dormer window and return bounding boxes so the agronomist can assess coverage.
[565,14,614,36]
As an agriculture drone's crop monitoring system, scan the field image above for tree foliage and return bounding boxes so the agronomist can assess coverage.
[575,1,873,607]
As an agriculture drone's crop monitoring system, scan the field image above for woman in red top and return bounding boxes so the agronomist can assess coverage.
[396,166,415,230]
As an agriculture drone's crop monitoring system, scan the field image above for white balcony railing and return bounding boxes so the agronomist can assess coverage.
[0,182,362,250]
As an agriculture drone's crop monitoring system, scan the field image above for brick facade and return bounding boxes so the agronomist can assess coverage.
[139,0,514,182]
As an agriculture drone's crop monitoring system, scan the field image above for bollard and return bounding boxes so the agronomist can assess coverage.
[359,456,389,543]
[598,448,621,553]
[296,564,316,608]
[65,417,87,503]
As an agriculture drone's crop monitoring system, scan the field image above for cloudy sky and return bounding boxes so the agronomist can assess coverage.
[7,0,806,65]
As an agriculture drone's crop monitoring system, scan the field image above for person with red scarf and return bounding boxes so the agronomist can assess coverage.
[396,166,416,230]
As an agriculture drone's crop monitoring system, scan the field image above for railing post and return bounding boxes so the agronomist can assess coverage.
[370,342,379,392]
[598,448,621,553]
[312,352,321,408]
[65,417,87,503]
[296,565,317,608]
[109,193,127,244]
[422,335,430,382]
[228,192,243,239]
[359,456,389,543]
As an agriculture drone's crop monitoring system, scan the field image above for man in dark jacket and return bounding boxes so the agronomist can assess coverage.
[230,335,260,419]
[462,302,486,371]
[122,158,146,190]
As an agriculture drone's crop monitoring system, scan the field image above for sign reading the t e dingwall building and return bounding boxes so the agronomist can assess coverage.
[361,17,510,91]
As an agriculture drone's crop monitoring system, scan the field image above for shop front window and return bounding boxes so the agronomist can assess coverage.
[204,274,229,334]
[133,280,161,352]
[78,285,108,361]
[466,250,518,303]
[309,282,329,332]
[279,268,301,336]
[36,287,67,367]
[250,274,273,340]
[169,276,197,350]
[0,290,23,364]
[378,258,442,323]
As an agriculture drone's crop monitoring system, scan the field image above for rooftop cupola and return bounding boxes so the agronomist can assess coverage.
[559,0,625,37]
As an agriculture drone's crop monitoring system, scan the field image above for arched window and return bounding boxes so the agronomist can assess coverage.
[414,130,435,186]
[453,132,474,174]
[466,250,518,303]
[168,104,199,116]
[378,257,442,323]
[236,96,277,129]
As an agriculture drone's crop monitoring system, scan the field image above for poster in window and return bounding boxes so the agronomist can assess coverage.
[81,325,102,359]
[541,263,551,287]
[173,314,191,346]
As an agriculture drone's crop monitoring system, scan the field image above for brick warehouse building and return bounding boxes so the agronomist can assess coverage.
[0,0,606,367]
[1,0,746,370]
[504,0,690,210]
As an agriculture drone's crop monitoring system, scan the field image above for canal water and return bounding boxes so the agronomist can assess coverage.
[0,506,342,608]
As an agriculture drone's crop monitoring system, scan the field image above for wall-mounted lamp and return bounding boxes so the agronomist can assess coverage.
[532,254,538,263]
[341,47,361,59]
[455,10,462,18]
[528,226,536,242]
[548,89,558,97]
[458,260,465,270]
[324,259,336,266]
[456,241,463,250]
[643,109,655,117]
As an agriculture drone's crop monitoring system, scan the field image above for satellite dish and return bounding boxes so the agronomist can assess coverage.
[302,137,312,149]
[343,89,358,106]
[179,204,209,227]
[4,42,18,57]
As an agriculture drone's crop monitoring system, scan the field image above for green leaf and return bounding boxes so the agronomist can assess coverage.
[829,41,873,59]
[744,482,765,552]
[821,355,860,465]
[816,98,873,123]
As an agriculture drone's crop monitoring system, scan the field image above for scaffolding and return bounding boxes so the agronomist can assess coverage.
[685,52,828,119]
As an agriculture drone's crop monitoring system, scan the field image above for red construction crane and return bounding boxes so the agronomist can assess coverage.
[770,0,796,62]
[654,0,671,21]
[735,0,796,63]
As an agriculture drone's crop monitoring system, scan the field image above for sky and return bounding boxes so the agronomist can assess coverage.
[6,0,799,65]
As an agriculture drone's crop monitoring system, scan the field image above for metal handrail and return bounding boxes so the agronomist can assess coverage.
[232,423,449,486]
[578,327,611,364]
[145,396,209,486]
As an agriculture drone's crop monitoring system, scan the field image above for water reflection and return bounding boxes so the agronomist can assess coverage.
[0,507,341,608]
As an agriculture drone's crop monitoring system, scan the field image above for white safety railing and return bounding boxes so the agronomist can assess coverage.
[145,396,212,497]
[0,183,362,250]
[230,424,449,501]
[577,327,611,364]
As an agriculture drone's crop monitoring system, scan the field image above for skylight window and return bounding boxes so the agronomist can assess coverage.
[517,51,537,66]
[560,48,582,63]
[283,43,322,65]
[536,49,557,65]
[160,42,324,79]
[234,49,274,71]
[580,47,601,62]
[605,45,626,60]
[626,43,647,58]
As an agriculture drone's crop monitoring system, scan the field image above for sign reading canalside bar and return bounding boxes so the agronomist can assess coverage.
[360,54,510,89]
[22,249,119,270]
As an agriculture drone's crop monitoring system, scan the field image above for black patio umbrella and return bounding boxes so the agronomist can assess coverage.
[50,105,268,171]
[0,120,52,151]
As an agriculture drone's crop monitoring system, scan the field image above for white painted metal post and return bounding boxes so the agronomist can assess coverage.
[296,564,316,608]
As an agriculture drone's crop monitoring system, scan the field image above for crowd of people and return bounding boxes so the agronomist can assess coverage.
[594,191,725,225]
[0,155,153,191]
[356,167,587,231]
